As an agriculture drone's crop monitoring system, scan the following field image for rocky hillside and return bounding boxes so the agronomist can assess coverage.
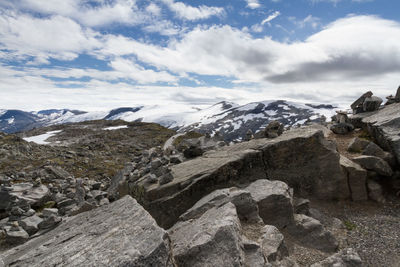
[0,120,174,184]
[0,89,399,267]
[1,100,335,141]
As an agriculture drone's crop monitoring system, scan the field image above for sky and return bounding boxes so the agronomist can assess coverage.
[1,0,400,111]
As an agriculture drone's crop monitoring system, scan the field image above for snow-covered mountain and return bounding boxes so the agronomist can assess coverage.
[0,100,337,141]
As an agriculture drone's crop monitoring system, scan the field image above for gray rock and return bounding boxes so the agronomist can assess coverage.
[288,214,338,252]
[259,225,288,262]
[330,123,354,135]
[42,208,58,217]
[362,142,395,166]
[179,187,261,223]
[311,248,362,267]
[4,223,29,245]
[1,196,173,267]
[159,172,174,185]
[351,91,373,112]
[367,179,385,203]
[245,179,294,228]
[242,237,265,267]
[340,156,368,201]
[90,190,107,201]
[352,155,393,177]
[68,201,97,216]
[265,121,284,138]
[293,197,310,215]
[0,184,50,210]
[347,137,370,153]
[169,202,244,267]
[169,155,183,164]
[133,126,348,229]
[350,102,400,165]
[19,215,43,235]
[38,215,62,229]
[363,96,382,112]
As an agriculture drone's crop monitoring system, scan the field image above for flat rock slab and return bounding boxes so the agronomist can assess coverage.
[0,184,50,210]
[135,125,348,228]
[340,156,368,201]
[1,196,173,267]
[351,103,400,165]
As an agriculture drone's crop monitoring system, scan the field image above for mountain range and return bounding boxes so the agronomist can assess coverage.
[0,100,337,141]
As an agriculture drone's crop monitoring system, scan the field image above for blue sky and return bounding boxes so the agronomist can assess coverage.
[1,0,400,111]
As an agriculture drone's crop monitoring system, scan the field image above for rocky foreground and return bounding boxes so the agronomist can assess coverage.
[0,90,399,266]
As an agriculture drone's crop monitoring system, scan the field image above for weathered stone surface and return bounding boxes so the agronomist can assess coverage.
[352,155,393,177]
[340,156,368,201]
[293,197,310,215]
[288,214,338,253]
[351,102,400,165]
[363,96,382,112]
[19,215,43,235]
[310,248,362,267]
[1,196,173,267]
[132,126,348,228]
[242,237,265,267]
[330,123,354,135]
[245,179,294,228]
[179,187,261,223]
[259,225,288,262]
[347,137,370,153]
[0,184,50,210]
[169,202,244,267]
[367,179,385,203]
[362,142,395,166]
[4,224,29,245]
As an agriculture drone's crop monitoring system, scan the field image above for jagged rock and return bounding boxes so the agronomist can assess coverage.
[367,179,385,203]
[169,155,183,164]
[183,145,204,159]
[179,187,261,223]
[1,196,173,267]
[264,120,284,138]
[90,190,107,201]
[259,225,288,262]
[245,129,254,141]
[159,172,174,185]
[44,166,73,180]
[347,137,370,153]
[4,222,29,245]
[363,96,382,112]
[245,179,294,228]
[351,91,373,114]
[350,102,400,165]
[169,202,244,267]
[352,155,393,177]
[19,215,43,235]
[38,215,62,230]
[293,197,310,215]
[311,248,362,267]
[42,208,58,217]
[362,142,395,166]
[288,214,338,253]
[242,237,265,267]
[330,123,354,135]
[0,184,50,210]
[340,156,368,201]
[133,126,348,228]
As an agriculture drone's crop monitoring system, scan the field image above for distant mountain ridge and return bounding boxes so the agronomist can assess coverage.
[0,100,337,141]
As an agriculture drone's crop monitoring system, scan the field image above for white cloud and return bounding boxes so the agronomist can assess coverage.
[246,0,261,9]
[161,0,224,21]
[261,11,281,25]
[4,0,147,27]
[146,3,162,16]
[0,12,101,63]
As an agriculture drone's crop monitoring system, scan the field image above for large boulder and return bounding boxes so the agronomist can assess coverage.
[1,196,173,267]
[330,123,354,135]
[352,155,393,177]
[259,225,289,262]
[130,125,348,228]
[350,102,400,165]
[169,202,244,267]
[245,179,294,228]
[363,96,382,112]
[340,156,368,201]
[347,137,370,153]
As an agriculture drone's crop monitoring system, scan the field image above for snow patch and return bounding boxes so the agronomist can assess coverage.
[23,130,62,145]
[103,125,128,130]
[7,117,14,124]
